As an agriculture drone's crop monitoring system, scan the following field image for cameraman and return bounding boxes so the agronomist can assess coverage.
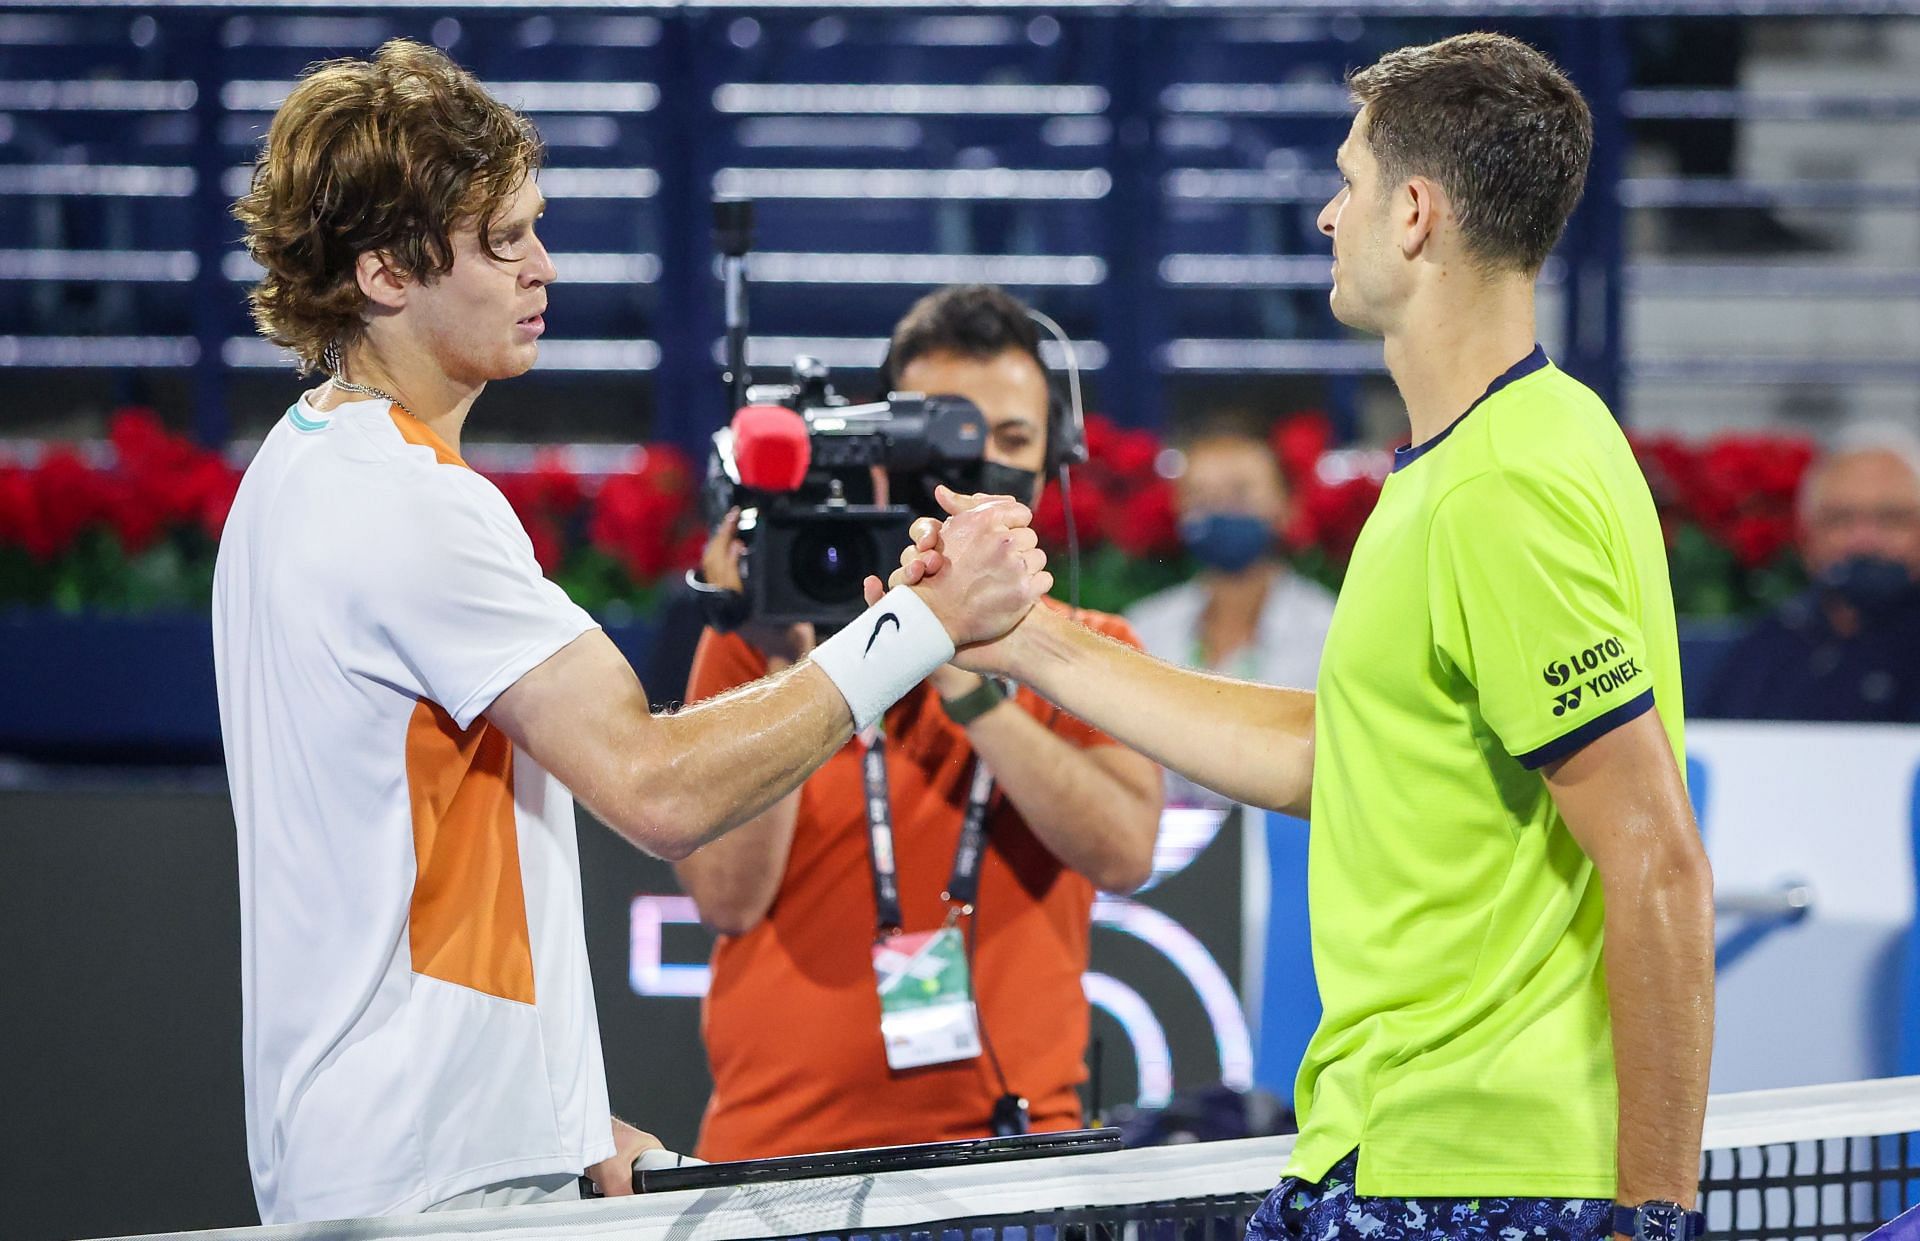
[676,285,1164,1159]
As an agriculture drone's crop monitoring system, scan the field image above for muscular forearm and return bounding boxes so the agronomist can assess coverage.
[597,661,851,860]
[961,700,1161,892]
[1603,853,1715,1207]
[996,607,1315,816]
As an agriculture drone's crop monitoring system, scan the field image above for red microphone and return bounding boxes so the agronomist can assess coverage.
[731,404,811,493]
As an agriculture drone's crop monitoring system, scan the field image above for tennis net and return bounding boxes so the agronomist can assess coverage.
[111,1076,1920,1241]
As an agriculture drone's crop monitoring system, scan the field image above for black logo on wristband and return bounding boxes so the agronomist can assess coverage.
[865,612,900,655]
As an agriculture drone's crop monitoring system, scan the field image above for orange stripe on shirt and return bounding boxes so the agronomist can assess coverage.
[404,700,536,1004]
[389,405,468,469]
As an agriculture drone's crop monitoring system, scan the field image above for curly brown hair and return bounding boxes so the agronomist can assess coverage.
[1349,33,1592,276]
[232,39,545,374]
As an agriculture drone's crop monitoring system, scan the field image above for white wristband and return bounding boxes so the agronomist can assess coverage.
[811,586,956,731]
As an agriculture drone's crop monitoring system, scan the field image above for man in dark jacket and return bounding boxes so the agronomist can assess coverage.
[1701,427,1920,722]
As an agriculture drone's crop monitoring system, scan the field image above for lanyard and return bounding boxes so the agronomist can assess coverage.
[858,715,998,940]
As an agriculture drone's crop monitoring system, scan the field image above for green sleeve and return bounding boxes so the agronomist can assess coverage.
[1426,469,1654,768]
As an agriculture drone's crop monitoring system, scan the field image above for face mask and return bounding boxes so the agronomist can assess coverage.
[976,462,1042,507]
[1181,512,1274,574]
[1820,554,1917,609]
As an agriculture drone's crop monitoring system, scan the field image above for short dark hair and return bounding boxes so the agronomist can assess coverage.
[881,284,1047,394]
[1348,32,1592,275]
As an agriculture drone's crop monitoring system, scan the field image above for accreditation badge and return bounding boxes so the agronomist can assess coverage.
[871,926,983,1071]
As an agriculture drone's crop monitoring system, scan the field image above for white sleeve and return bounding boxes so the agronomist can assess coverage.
[370,472,599,729]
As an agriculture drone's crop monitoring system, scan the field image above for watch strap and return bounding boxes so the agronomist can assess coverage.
[941,677,1007,727]
[1612,1204,1706,1240]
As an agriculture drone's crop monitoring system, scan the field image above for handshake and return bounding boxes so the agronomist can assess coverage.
[859,484,1052,672]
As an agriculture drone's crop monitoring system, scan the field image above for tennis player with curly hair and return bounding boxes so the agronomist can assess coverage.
[218,39,1049,1224]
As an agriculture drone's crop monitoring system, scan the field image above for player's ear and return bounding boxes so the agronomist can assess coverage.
[1401,177,1441,260]
[355,250,409,311]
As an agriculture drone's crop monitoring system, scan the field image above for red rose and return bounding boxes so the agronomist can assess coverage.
[528,449,585,516]
[108,408,193,478]
[1105,429,1162,482]
[631,443,695,497]
[0,465,40,553]
[670,526,709,574]
[1290,474,1380,565]
[590,471,693,581]
[1034,475,1109,548]
[524,518,565,575]
[1273,412,1332,487]
[1727,512,1794,569]
[196,466,242,542]
[1755,439,1815,503]
[490,473,542,531]
[1110,479,1180,557]
[1080,413,1124,468]
[31,448,108,560]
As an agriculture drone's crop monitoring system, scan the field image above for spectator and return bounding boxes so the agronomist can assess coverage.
[1700,425,1920,721]
[674,285,1164,1159]
[1125,414,1335,804]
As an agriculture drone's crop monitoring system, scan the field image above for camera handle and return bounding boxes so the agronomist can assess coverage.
[715,197,755,418]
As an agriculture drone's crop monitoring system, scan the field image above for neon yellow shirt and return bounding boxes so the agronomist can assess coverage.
[1286,346,1683,1199]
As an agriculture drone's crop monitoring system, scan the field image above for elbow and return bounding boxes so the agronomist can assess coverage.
[699,902,767,938]
[674,863,772,937]
[1096,857,1155,895]
[1091,825,1159,895]
[1649,829,1714,896]
[1599,830,1715,910]
[604,776,713,862]
[643,826,703,864]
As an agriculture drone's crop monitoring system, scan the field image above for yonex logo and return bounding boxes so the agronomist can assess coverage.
[1544,635,1645,717]
[865,612,900,655]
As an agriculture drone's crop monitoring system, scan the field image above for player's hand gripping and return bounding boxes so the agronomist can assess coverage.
[864,485,1047,665]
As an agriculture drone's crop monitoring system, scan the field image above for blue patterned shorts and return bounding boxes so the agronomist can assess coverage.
[1246,1151,1613,1241]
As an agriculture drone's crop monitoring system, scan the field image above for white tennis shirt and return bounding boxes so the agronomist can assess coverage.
[212,392,615,1224]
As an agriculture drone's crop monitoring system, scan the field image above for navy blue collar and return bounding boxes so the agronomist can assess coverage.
[1391,344,1550,473]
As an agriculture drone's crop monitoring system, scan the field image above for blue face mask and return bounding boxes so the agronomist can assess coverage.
[1181,512,1274,574]
[1820,554,1917,609]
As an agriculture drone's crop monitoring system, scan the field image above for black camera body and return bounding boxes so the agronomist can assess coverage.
[702,357,993,627]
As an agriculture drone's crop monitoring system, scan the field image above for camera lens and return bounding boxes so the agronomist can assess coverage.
[790,528,875,607]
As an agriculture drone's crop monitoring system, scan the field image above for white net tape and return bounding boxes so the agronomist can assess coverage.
[107,1076,1920,1241]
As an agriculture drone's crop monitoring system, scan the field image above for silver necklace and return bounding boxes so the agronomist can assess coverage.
[329,374,407,411]
[322,341,408,411]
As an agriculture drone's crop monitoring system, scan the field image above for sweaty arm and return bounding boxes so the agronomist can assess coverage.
[883,490,1314,817]
[485,493,1049,862]
[976,606,1314,818]
[1545,709,1714,1210]
[490,627,846,862]
[669,630,808,935]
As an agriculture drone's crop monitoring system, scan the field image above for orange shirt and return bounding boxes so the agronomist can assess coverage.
[686,604,1144,1160]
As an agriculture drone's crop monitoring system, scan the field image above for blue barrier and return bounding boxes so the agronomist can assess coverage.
[1254,810,1318,1103]
[0,608,657,763]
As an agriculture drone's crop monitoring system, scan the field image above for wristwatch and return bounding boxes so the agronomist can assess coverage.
[941,677,1007,727]
[1613,1202,1706,1241]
